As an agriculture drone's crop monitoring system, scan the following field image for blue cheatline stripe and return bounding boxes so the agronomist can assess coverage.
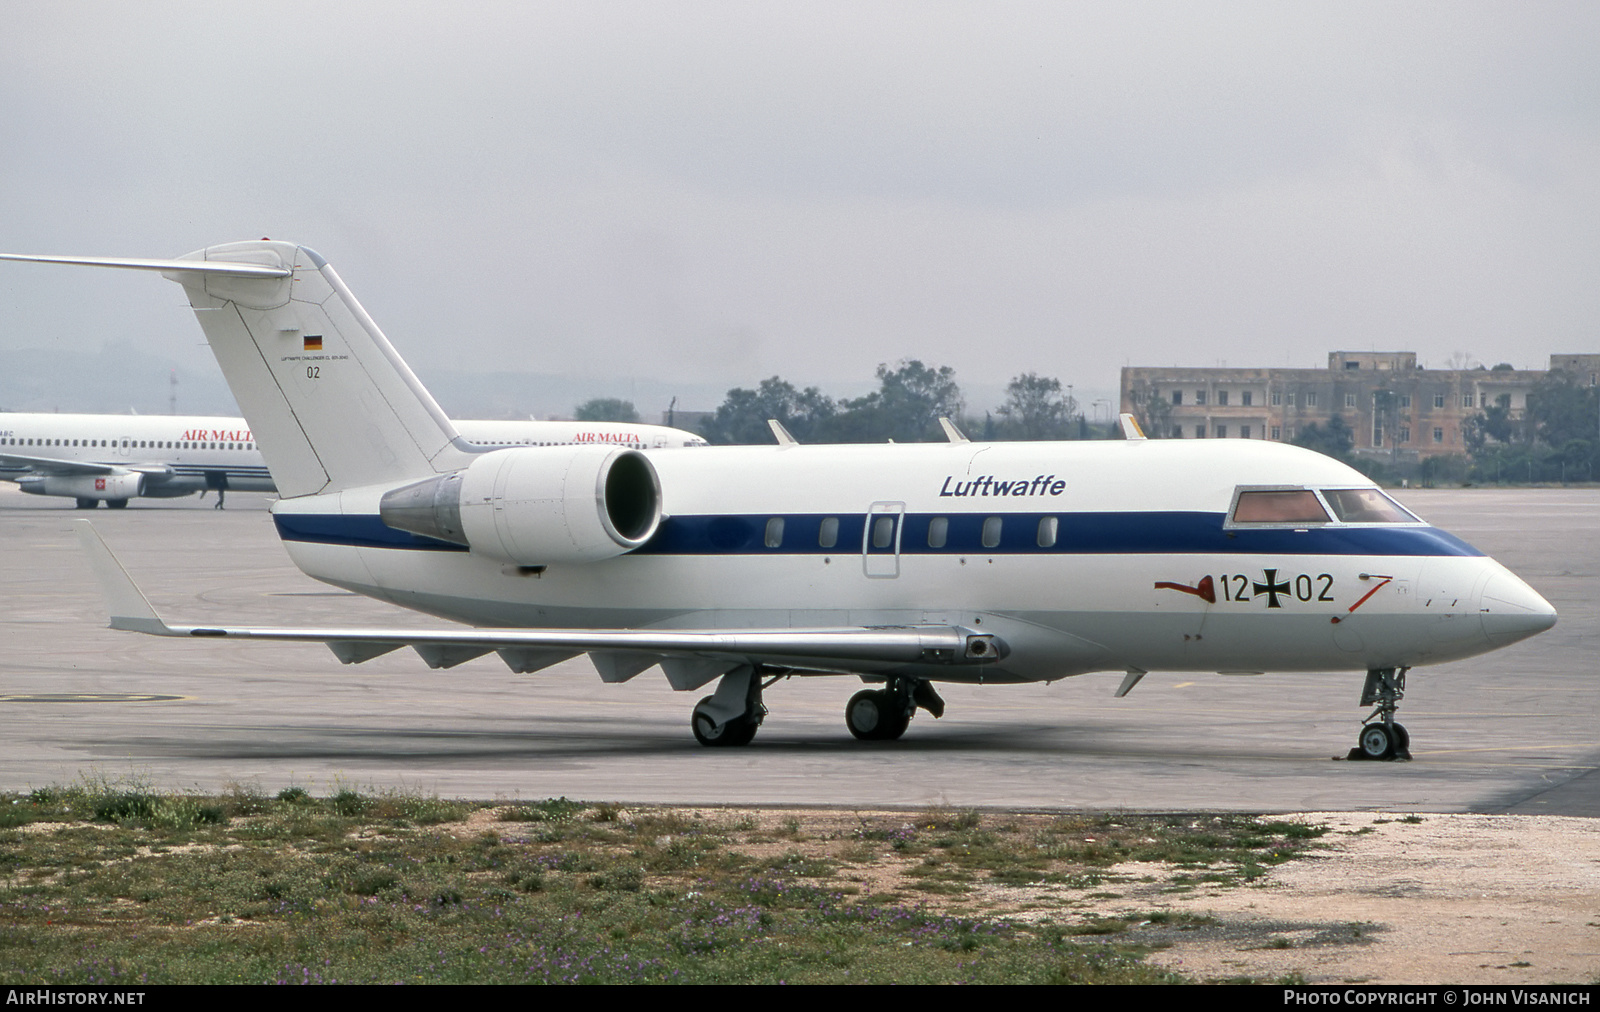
[273,514,469,551]
[273,510,1482,557]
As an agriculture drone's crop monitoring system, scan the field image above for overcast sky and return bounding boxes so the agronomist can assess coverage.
[1,2,1595,415]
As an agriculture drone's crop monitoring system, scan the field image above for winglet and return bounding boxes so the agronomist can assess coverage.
[767,419,799,446]
[73,521,179,635]
[1118,413,1147,440]
[938,417,970,443]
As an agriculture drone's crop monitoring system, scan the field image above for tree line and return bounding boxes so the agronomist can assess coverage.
[576,361,1113,444]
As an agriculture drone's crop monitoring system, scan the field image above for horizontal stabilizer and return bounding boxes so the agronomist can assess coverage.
[0,252,290,278]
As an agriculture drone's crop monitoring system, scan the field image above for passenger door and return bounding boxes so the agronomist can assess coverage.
[862,501,904,578]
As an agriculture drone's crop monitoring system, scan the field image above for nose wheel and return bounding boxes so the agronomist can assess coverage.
[1349,666,1412,761]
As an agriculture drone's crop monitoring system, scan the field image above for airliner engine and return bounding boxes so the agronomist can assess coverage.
[378,445,661,566]
[19,472,145,501]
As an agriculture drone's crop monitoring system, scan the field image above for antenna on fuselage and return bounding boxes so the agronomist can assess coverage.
[938,417,969,443]
[767,419,798,446]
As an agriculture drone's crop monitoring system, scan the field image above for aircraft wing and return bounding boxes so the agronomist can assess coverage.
[76,522,1003,682]
[0,451,126,477]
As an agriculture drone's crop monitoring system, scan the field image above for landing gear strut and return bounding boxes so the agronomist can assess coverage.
[1350,666,1411,761]
[691,665,767,747]
[845,678,944,741]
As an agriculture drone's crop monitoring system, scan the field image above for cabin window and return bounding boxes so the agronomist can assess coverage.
[872,516,895,549]
[764,517,785,548]
[981,516,1003,548]
[927,517,948,548]
[1231,490,1330,525]
[1321,488,1417,524]
[818,518,839,548]
[1036,516,1058,548]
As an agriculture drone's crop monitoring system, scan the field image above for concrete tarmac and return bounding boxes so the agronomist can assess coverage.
[0,485,1594,813]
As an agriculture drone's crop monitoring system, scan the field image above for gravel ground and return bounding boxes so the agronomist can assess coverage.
[1132,813,1600,984]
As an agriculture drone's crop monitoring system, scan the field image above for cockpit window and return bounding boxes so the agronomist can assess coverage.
[1232,490,1330,524]
[1321,488,1418,524]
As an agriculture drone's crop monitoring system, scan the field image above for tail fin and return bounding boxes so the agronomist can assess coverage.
[163,241,470,497]
[2,241,469,496]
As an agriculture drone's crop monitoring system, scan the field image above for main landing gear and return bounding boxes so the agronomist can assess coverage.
[1349,666,1411,761]
[845,677,945,742]
[688,670,949,747]
[691,665,768,747]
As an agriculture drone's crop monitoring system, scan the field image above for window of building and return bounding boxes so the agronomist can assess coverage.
[1305,392,1316,407]
[1345,393,1356,408]
[1373,423,1383,446]
[1242,391,1253,407]
[1462,393,1475,408]
[1400,426,1410,443]
[1171,390,1183,405]
[1217,390,1229,406]
[1215,424,1227,438]
[1240,425,1251,439]
[1433,427,1444,443]
[1171,426,1184,438]
[1270,426,1281,440]
[1270,391,1281,406]
[1196,425,1206,438]
[1195,391,1207,406]
[1399,394,1411,408]
[1434,394,1445,409]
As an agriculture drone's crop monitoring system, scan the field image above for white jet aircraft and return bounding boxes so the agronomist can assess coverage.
[0,242,1557,759]
[0,414,705,509]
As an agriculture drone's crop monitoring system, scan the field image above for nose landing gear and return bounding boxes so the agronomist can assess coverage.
[1349,666,1411,761]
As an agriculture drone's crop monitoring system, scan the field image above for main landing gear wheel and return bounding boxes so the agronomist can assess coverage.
[74,498,99,509]
[845,688,912,741]
[692,696,759,747]
[689,665,767,747]
[106,499,128,509]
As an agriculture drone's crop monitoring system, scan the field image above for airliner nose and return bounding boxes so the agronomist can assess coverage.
[1479,570,1558,647]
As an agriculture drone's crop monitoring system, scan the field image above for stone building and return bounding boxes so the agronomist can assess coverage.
[1119,352,1578,464]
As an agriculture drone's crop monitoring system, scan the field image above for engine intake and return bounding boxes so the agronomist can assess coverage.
[379,445,661,566]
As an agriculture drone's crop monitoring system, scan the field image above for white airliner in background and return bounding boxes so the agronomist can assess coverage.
[0,413,705,508]
[0,242,1557,760]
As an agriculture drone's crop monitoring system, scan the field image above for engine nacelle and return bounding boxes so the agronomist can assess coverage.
[19,472,145,501]
[378,445,662,566]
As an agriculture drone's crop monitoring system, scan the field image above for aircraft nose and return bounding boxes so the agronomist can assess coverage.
[1478,569,1557,647]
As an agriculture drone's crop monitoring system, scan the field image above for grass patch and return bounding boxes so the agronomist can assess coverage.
[0,788,1327,985]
